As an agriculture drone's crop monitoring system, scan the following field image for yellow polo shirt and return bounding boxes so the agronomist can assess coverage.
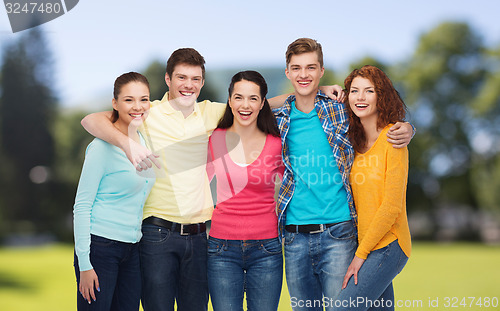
[140,92,226,224]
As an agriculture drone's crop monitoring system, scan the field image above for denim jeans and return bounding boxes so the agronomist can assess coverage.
[334,240,408,311]
[74,234,141,311]
[207,237,283,311]
[284,221,357,311]
[139,223,209,311]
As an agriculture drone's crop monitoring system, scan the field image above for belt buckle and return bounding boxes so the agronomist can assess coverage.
[309,224,325,234]
[180,224,189,236]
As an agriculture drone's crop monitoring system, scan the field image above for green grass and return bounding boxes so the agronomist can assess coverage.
[0,243,499,310]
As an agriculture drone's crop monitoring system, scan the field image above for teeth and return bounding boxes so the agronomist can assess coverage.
[180,91,193,96]
[239,112,251,116]
[356,104,368,108]
[298,81,310,85]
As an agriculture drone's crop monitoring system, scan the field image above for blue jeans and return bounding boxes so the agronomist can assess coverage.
[284,221,357,311]
[207,237,283,311]
[74,234,141,311]
[334,240,408,311]
[139,223,209,311]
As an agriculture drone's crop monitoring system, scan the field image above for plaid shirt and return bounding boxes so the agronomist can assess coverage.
[274,91,357,239]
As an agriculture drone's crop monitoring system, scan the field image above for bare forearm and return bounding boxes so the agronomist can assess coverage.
[268,94,290,109]
[81,111,128,149]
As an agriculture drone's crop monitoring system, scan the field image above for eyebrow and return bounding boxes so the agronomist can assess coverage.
[290,64,318,68]
[175,73,202,79]
[233,93,260,98]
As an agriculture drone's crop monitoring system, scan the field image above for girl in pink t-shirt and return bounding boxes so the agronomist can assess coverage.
[207,70,284,311]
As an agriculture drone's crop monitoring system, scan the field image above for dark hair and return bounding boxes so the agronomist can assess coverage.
[344,65,407,152]
[285,38,324,68]
[166,48,206,80]
[217,71,279,137]
[111,72,150,123]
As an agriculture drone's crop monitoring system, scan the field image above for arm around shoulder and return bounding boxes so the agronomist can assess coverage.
[81,111,158,169]
[387,121,414,148]
[81,111,129,149]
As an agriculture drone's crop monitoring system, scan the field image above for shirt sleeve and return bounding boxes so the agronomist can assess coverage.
[355,145,409,259]
[73,140,107,271]
[203,100,226,127]
[206,136,215,182]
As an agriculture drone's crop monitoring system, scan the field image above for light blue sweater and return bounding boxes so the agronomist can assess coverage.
[73,136,155,271]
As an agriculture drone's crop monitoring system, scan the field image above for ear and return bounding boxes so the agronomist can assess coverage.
[285,68,290,80]
[112,98,118,111]
[320,67,325,78]
[260,98,265,110]
[165,73,171,88]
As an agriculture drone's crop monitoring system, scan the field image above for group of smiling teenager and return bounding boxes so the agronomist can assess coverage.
[73,38,413,311]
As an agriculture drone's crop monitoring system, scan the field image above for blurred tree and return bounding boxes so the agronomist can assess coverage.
[347,57,388,73]
[143,59,218,102]
[469,45,500,212]
[0,28,57,239]
[143,60,168,101]
[400,22,487,236]
[49,111,94,241]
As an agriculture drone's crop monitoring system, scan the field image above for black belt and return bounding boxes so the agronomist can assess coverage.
[285,223,336,234]
[143,216,206,236]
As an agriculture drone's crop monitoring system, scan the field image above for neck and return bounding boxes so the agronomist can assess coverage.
[168,93,195,118]
[114,119,139,142]
[229,122,262,141]
[360,115,380,145]
[294,89,318,113]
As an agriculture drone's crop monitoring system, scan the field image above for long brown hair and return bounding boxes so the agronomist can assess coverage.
[344,65,407,152]
[217,70,279,137]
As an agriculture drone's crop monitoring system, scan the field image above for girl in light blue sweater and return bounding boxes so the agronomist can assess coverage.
[73,72,155,310]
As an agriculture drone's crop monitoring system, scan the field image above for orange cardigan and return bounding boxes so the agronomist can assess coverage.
[350,124,411,260]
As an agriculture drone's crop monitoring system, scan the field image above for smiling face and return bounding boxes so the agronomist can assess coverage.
[228,80,264,129]
[285,51,324,99]
[165,63,205,112]
[348,76,378,122]
[112,81,150,128]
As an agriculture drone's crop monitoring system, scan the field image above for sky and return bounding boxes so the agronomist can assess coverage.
[1,0,500,108]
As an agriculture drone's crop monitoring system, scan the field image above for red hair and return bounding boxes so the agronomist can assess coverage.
[344,65,407,152]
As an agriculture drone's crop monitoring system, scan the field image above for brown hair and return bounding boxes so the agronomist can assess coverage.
[285,38,324,68]
[217,70,279,137]
[344,65,407,152]
[112,72,150,123]
[166,48,206,80]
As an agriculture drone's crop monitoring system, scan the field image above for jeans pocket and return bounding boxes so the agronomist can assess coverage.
[327,221,357,240]
[207,237,224,256]
[140,225,170,243]
[260,238,283,255]
[90,234,116,247]
[283,231,296,246]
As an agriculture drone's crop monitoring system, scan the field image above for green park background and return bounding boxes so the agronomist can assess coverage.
[1,18,500,311]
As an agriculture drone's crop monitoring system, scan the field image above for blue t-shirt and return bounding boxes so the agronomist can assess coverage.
[285,101,351,225]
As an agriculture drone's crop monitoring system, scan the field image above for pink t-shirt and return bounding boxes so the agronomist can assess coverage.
[207,129,284,240]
